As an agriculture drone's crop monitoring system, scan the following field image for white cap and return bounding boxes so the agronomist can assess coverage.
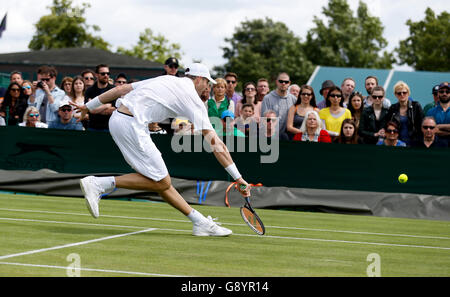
[185,63,216,84]
[58,99,72,109]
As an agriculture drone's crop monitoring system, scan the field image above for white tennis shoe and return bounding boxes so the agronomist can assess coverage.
[80,176,104,219]
[192,216,232,237]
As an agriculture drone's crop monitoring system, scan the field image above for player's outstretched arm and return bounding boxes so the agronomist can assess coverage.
[70,84,134,121]
[202,129,250,197]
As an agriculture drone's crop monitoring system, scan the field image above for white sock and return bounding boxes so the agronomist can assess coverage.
[96,176,116,193]
[187,209,208,224]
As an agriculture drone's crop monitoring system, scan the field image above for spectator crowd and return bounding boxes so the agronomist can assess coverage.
[0,57,449,149]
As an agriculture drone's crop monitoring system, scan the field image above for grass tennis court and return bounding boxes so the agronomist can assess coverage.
[0,192,449,277]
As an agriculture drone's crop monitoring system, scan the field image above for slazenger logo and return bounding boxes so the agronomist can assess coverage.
[9,142,64,159]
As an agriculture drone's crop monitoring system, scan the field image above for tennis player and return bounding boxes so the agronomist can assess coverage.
[72,63,250,237]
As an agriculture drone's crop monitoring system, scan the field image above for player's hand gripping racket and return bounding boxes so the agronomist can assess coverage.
[225,182,265,235]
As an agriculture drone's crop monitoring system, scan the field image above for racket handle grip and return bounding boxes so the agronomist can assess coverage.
[239,184,251,197]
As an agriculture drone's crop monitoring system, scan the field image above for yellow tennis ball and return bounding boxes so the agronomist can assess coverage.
[398,174,408,183]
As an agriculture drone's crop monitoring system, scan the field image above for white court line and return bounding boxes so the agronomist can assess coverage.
[1,207,449,241]
[4,216,445,251]
[0,227,157,260]
[0,261,188,277]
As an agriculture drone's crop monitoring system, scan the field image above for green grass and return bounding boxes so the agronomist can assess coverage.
[0,192,449,277]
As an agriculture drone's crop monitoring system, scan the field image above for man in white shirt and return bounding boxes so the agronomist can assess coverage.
[73,63,250,237]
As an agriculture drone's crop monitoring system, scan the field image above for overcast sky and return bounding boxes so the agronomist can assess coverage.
[0,0,447,70]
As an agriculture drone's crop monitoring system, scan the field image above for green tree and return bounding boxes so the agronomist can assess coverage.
[116,28,183,65]
[396,8,450,72]
[304,0,394,69]
[29,0,109,51]
[219,17,314,88]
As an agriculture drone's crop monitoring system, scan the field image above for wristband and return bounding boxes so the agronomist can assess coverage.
[86,96,102,111]
[225,163,241,180]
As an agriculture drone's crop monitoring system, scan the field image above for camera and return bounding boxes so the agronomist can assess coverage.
[36,81,44,88]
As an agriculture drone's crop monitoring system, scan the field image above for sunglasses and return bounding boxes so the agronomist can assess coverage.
[28,113,39,117]
[372,95,383,100]
[422,125,435,130]
[60,108,72,112]
[10,88,21,92]
[386,128,399,134]
[226,80,236,84]
[329,93,342,98]
[84,76,95,80]
[40,78,51,82]
[278,80,290,84]
[22,86,31,90]
[167,64,178,69]
[300,92,312,97]
[396,91,408,96]
[99,72,110,76]
[438,89,450,94]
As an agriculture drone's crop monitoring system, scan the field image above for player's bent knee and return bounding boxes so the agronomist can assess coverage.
[154,175,171,192]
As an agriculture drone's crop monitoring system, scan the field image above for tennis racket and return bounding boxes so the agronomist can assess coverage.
[225,182,265,235]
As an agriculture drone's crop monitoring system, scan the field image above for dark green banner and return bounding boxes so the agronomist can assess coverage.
[0,126,448,196]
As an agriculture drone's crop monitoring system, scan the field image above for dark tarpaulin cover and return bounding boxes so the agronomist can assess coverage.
[0,169,449,221]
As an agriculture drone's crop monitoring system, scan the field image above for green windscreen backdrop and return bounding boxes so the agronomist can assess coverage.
[0,126,448,196]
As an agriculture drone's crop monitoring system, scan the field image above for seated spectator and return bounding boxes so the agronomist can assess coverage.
[173,118,193,135]
[423,85,440,115]
[288,84,300,98]
[207,78,235,119]
[334,119,362,144]
[0,82,28,126]
[84,64,115,132]
[412,117,447,148]
[358,86,389,144]
[386,81,424,146]
[235,103,258,136]
[60,76,73,96]
[10,70,24,86]
[29,65,66,124]
[260,110,279,138]
[316,80,335,109]
[293,110,331,143]
[224,72,242,105]
[256,78,270,102]
[347,91,364,129]
[363,75,391,108]
[219,110,245,137]
[426,82,450,146]
[318,86,351,138]
[67,76,87,121]
[114,73,128,87]
[81,69,96,89]
[376,121,406,147]
[148,122,167,134]
[341,78,356,108]
[21,80,33,101]
[48,100,84,130]
[286,84,318,139]
[235,82,261,122]
[261,72,297,140]
[163,57,180,76]
[18,106,48,128]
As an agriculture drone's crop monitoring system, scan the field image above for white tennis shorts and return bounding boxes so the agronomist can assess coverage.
[109,111,168,181]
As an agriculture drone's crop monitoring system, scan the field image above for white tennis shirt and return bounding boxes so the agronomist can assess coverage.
[117,75,213,132]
